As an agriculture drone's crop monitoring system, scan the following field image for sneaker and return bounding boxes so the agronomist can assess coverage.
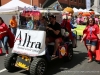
[88,59,92,63]
[5,54,8,57]
[51,55,56,58]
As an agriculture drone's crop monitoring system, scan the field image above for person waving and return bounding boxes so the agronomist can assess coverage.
[81,17,100,62]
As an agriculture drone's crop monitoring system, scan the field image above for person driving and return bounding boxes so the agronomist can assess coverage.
[39,16,48,30]
[46,15,62,57]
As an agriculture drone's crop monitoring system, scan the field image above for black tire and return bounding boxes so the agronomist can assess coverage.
[63,45,73,62]
[30,58,47,75]
[4,53,18,72]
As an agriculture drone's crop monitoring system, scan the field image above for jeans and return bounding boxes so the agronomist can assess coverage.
[1,36,8,50]
[0,40,2,48]
[11,28,17,36]
[86,40,97,46]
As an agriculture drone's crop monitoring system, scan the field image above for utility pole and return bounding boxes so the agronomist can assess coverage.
[30,0,33,20]
[40,3,41,7]
[31,0,33,5]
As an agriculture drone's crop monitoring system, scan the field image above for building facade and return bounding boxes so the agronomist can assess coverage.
[58,0,86,9]
[0,0,86,9]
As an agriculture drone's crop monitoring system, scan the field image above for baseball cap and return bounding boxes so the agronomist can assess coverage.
[49,15,56,19]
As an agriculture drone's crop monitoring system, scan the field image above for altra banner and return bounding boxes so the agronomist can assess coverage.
[12,29,46,57]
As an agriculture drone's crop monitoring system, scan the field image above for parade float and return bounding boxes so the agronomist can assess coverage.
[4,7,74,75]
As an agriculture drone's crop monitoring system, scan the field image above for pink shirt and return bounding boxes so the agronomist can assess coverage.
[76,17,84,24]
[95,18,99,24]
[95,18,98,22]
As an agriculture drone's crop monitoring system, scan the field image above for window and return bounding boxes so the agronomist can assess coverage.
[74,0,76,2]
[79,0,81,3]
[82,0,84,3]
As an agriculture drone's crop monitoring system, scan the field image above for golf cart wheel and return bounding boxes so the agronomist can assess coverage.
[63,45,73,62]
[30,58,47,75]
[4,53,18,72]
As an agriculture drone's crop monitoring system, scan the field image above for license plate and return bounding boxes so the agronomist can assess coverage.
[15,55,31,70]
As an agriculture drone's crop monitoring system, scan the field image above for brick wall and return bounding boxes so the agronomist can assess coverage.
[69,0,78,6]
[32,0,39,6]
[58,0,86,8]
[39,0,46,7]
[21,0,31,5]
[58,0,69,4]
[32,0,46,7]
[1,0,10,5]
[0,0,85,8]
[0,0,46,7]
[78,0,86,8]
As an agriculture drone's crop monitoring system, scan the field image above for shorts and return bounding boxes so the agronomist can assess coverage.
[48,37,62,43]
[86,40,97,46]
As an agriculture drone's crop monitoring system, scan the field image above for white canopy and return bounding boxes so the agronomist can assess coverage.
[38,10,62,13]
[94,11,100,15]
[0,0,32,13]
[0,0,33,25]
[73,7,79,12]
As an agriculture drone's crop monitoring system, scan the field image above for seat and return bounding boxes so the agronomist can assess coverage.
[48,42,55,45]
[38,26,46,31]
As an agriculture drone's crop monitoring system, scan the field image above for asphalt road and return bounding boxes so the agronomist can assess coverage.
[0,14,100,75]
[0,41,100,75]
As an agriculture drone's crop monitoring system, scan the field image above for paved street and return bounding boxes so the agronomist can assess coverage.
[0,41,100,75]
[0,0,99,74]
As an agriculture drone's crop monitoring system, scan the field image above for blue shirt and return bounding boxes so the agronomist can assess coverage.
[70,22,75,29]
[27,20,34,30]
[70,21,76,37]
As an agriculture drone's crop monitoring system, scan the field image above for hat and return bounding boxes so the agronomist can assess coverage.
[49,15,56,19]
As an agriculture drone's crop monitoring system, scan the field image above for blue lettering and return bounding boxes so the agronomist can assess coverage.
[23,6,38,11]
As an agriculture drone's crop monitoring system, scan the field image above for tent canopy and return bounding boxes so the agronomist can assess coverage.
[0,0,32,12]
[0,0,42,13]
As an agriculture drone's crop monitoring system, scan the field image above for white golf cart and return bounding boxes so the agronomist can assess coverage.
[4,27,76,75]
